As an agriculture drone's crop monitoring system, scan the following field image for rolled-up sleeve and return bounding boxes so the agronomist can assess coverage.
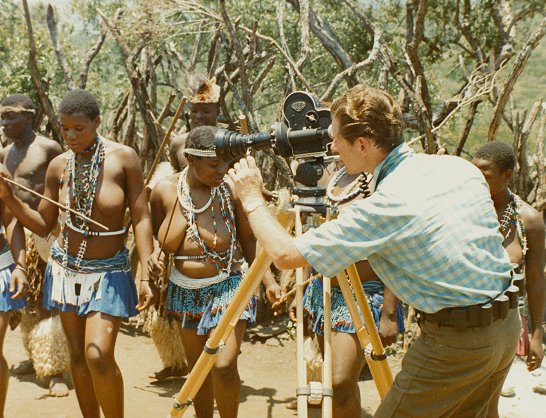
[294,193,414,278]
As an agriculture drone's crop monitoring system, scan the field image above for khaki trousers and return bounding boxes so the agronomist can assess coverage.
[375,307,520,418]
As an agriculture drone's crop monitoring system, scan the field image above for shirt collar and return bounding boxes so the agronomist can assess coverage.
[372,142,414,190]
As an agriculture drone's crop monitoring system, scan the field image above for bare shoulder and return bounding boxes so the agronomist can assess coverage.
[104,139,139,165]
[30,135,63,160]
[154,174,178,194]
[519,200,544,233]
[48,151,70,176]
[150,174,178,202]
[171,132,188,149]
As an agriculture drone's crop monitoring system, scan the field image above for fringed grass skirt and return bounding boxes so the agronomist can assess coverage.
[0,246,26,312]
[303,278,405,335]
[43,240,138,318]
[166,269,256,335]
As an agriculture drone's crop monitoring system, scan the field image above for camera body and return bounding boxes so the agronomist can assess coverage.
[214,91,332,161]
[214,91,334,209]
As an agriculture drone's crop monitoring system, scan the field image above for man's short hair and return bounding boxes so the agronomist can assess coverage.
[1,94,36,116]
[474,141,515,172]
[331,84,404,152]
[59,89,100,119]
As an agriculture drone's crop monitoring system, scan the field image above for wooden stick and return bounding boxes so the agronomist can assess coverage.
[2,177,109,231]
[322,273,333,417]
[145,96,187,185]
[275,278,310,304]
[294,207,308,418]
[344,264,393,399]
[239,114,249,134]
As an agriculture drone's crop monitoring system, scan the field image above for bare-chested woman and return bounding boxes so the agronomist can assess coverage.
[0,89,155,418]
[148,125,275,418]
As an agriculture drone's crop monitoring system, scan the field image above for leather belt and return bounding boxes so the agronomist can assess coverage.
[417,274,523,330]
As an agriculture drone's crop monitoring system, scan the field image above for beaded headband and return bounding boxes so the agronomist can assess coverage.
[0,105,36,114]
[183,148,217,157]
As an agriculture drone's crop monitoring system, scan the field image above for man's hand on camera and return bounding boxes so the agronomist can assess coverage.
[227,156,265,208]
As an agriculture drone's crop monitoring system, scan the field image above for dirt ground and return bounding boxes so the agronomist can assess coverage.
[2,319,544,418]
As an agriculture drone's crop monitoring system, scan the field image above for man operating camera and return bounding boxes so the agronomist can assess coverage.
[228,84,530,417]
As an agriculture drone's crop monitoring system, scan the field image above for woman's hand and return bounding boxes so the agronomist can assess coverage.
[264,281,284,316]
[10,267,27,299]
[147,252,164,283]
[136,281,156,312]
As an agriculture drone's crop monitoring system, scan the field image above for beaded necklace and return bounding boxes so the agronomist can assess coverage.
[60,136,105,273]
[499,189,527,255]
[177,167,238,278]
[326,166,372,204]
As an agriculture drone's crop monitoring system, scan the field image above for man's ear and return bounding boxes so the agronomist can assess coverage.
[504,168,513,182]
[94,116,101,129]
[354,136,373,153]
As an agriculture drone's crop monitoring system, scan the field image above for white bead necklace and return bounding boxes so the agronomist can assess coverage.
[177,167,217,214]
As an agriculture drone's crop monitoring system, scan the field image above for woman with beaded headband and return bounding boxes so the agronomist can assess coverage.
[472,141,544,418]
[0,89,155,418]
[286,158,405,418]
[148,125,278,418]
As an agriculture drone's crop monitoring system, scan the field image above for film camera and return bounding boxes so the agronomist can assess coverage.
[214,91,333,207]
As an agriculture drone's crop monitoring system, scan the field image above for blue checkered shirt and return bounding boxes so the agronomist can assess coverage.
[295,143,513,313]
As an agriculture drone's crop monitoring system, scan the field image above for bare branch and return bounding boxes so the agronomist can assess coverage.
[46,4,74,89]
[276,0,296,91]
[22,0,61,143]
[219,0,258,131]
[251,56,277,96]
[97,8,160,155]
[321,28,382,101]
[288,0,359,86]
[488,16,546,141]
[454,101,479,156]
[80,26,107,89]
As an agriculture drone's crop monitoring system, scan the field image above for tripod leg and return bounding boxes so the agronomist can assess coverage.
[334,272,371,350]
[167,211,294,418]
[322,275,333,418]
[295,207,309,418]
[345,264,393,399]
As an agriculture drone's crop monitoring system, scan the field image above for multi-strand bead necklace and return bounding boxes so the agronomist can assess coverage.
[326,166,372,204]
[60,136,105,273]
[177,167,238,278]
[499,189,527,254]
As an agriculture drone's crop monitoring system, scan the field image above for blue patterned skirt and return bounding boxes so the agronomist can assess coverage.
[0,246,26,312]
[166,268,256,335]
[43,240,138,318]
[303,278,405,335]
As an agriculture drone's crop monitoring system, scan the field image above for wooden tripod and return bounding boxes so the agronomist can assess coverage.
[167,207,393,417]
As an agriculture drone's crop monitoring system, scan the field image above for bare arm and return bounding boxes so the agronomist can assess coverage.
[521,204,545,371]
[1,204,27,299]
[0,158,62,236]
[123,148,155,310]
